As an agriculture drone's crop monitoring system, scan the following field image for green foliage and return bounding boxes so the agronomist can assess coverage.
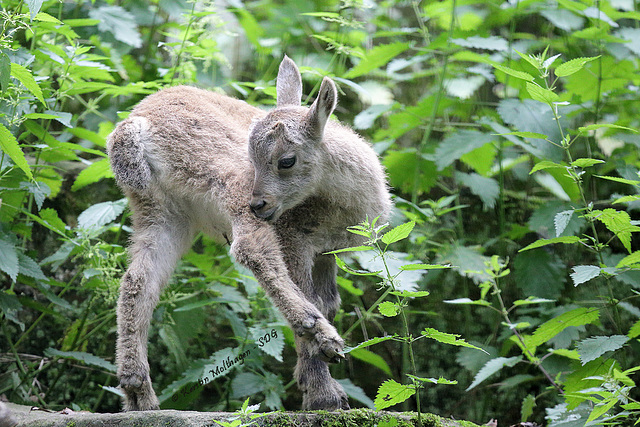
[1,0,640,424]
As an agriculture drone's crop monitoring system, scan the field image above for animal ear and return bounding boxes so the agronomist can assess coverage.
[276,55,302,107]
[305,76,337,140]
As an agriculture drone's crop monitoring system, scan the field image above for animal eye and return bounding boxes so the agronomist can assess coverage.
[278,156,296,170]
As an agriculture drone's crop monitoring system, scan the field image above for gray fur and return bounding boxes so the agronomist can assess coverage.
[107,56,391,411]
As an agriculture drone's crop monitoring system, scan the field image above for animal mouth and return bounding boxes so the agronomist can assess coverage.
[253,206,279,222]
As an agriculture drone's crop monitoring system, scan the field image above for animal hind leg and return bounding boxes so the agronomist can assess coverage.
[295,253,348,409]
[116,204,192,411]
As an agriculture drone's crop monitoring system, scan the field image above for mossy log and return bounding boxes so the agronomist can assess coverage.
[1,402,479,427]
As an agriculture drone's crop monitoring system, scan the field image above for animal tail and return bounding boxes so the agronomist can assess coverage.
[107,116,152,191]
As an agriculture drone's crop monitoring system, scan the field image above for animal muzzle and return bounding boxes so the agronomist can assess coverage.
[250,196,279,221]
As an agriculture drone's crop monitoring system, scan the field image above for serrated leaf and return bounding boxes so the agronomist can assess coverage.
[492,64,535,82]
[530,160,564,174]
[629,320,640,339]
[435,130,495,170]
[389,290,430,298]
[77,198,127,232]
[444,298,492,306]
[250,326,284,362]
[527,307,600,348]
[345,42,411,79]
[586,208,640,253]
[498,131,548,139]
[512,297,555,306]
[325,245,373,254]
[571,158,604,168]
[422,328,487,352]
[45,348,116,372]
[399,263,451,271]
[374,379,415,410]
[334,254,381,276]
[89,6,142,48]
[0,123,34,181]
[378,301,401,317]
[0,53,10,93]
[17,253,47,281]
[554,56,600,77]
[72,158,114,191]
[617,251,640,268]
[343,335,396,354]
[336,378,375,409]
[381,221,415,245]
[455,172,499,209]
[522,394,536,422]
[466,356,522,391]
[554,210,574,237]
[519,236,582,252]
[0,238,19,282]
[407,374,457,385]
[514,249,566,299]
[10,63,45,105]
[570,265,601,286]
[39,208,67,234]
[26,0,45,20]
[613,195,640,205]
[526,82,559,104]
[576,335,628,365]
[594,175,640,186]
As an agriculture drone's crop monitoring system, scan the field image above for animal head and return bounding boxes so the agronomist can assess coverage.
[248,56,338,222]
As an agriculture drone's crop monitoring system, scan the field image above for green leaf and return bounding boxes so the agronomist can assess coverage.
[530,160,564,174]
[613,195,640,205]
[526,82,559,104]
[10,63,45,106]
[399,263,451,271]
[0,123,34,181]
[0,53,10,93]
[374,379,415,410]
[345,42,411,79]
[554,56,600,77]
[378,301,401,317]
[519,236,582,252]
[44,348,116,372]
[498,131,548,139]
[514,249,566,299]
[435,130,495,171]
[444,297,492,306]
[579,123,638,134]
[325,245,373,254]
[17,253,47,281]
[629,320,640,339]
[512,297,555,306]
[594,175,640,186]
[343,335,396,354]
[492,64,535,82]
[0,237,19,282]
[576,335,628,365]
[39,208,68,234]
[554,210,574,237]
[0,291,24,330]
[89,6,142,48]
[466,356,522,391]
[337,276,363,296]
[571,158,604,168]
[570,265,601,286]
[455,172,499,209]
[586,208,640,253]
[233,9,265,52]
[336,378,375,409]
[26,0,45,20]
[349,348,392,375]
[77,198,127,232]
[389,290,430,298]
[72,158,114,191]
[250,326,284,362]
[334,254,381,276]
[617,251,640,268]
[381,221,415,245]
[421,328,487,352]
[522,394,536,422]
[527,307,600,348]
[407,374,457,385]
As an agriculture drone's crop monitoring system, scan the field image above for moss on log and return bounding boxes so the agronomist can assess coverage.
[2,402,479,427]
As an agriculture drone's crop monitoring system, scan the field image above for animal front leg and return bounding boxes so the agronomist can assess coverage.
[230,223,344,362]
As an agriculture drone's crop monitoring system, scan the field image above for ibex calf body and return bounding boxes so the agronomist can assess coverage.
[107,56,391,411]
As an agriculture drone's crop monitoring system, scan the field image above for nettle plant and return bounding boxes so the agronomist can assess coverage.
[447,49,640,425]
[330,218,485,423]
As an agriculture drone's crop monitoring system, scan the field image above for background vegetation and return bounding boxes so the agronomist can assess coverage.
[1,0,639,425]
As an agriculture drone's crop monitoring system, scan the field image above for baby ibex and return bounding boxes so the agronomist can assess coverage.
[107,56,391,411]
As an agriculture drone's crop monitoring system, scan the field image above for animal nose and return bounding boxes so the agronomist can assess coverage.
[250,198,266,213]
